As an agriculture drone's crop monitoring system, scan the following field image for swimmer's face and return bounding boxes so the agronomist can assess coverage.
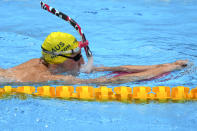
[60,51,85,72]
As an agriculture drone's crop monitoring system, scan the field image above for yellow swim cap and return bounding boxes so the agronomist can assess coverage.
[41,32,79,64]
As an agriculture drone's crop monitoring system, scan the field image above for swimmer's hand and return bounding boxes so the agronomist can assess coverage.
[173,60,188,69]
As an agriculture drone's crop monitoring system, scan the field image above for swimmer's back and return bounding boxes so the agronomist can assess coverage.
[9,58,41,70]
[0,59,51,82]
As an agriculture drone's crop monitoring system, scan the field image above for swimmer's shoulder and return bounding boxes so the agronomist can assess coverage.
[9,58,41,70]
[0,59,40,71]
[21,58,41,65]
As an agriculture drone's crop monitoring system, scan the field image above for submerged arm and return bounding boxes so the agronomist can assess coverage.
[49,62,184,84]
[46,74,120,84]
[48,74,139,84]
[93,65,157,73]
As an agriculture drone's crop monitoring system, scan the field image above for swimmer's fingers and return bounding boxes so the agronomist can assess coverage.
[174,60,189,67]
[186,61,194,68]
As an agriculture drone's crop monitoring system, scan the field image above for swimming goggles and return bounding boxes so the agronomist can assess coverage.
[58,53,82,61]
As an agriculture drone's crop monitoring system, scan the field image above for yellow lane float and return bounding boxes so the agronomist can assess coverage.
[0,86,197,103]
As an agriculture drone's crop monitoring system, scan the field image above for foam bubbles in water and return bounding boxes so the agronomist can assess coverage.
[80,56,94,73]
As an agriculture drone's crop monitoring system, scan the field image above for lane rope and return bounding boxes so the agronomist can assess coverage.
[1,86,197,103]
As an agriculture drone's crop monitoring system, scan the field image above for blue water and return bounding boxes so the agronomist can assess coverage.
[0,0,197,130]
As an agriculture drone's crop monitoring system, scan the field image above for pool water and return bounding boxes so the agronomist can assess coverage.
[0,0,197,130]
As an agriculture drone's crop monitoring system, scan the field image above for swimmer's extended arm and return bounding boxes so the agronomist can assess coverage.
[89,61,188,84]
[93,60,188,73]
[51,65,182,84]
[49,60,188,84]
[93,65,158,73]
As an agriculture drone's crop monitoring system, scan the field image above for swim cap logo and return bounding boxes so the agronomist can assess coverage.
[50,42,72,59]
[61,44,71,51]
[51,42,65,52]
[51,42,72,52]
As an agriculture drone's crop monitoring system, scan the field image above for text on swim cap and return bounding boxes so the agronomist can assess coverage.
[51,42,71,52]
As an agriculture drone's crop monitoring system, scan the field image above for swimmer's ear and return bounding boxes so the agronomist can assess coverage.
[40,57,49,67]
[39,57,44,63]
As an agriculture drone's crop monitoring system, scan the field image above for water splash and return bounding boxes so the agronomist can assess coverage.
[80,56,94,73]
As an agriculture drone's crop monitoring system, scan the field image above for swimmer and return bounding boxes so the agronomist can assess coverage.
[0,32,188,84]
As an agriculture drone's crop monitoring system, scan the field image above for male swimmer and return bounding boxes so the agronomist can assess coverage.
[0,32,188,84]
